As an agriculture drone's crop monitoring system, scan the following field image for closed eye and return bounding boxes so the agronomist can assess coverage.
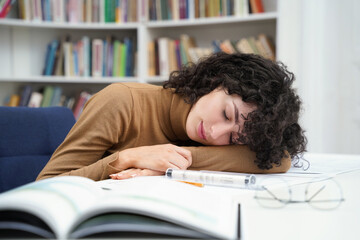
[223,110,230,120]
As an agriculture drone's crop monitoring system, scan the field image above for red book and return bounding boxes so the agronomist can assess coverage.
[250,0,264,14]
[0,0,11,18]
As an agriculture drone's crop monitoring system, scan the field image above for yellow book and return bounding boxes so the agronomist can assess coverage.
[208,0,214,17]
[115,5,122,23]
[214,0,220,17]
[236,38,255,54]
[8,94,20,107]
[148,41,156,76]
[168,39,178,73]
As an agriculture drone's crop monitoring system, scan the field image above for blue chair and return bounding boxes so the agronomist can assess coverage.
[0,107,75,193]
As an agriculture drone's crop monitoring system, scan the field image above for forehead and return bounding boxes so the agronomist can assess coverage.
[201,88,257,112]
[221,90,257,113]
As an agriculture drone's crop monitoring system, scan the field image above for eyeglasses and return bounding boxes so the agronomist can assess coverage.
[254,178,345,210]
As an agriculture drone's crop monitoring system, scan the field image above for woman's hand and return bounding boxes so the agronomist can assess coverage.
[112,144,192,175]
[110,168,162,180]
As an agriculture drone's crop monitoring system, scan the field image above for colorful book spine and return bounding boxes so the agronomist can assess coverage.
[44,40,59,76]
[32,0,43,21]
[92,39,104,77]
[106,36,114,76]
[124,37,133,76]
[50,86,63,106]
[82,36,90,77]
[40,86,54,107]
[158,37,170,76]
[73,91,92,120]
[52,0,65,22]
[119,42,126,77]
[19,85,33,107]
[102,40,107,76]
[28,92,43,108]
[16,0,136,23]
[112,40,120,76]
[0,0,12,18]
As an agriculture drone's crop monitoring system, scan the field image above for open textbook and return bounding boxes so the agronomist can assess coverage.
[0,176,239,239]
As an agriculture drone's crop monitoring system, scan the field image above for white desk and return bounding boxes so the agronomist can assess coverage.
[241,153,360,240]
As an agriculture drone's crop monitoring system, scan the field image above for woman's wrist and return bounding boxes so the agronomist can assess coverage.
[114,150,132,170]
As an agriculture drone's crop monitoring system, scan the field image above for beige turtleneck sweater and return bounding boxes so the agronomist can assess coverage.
[37,83,290,181]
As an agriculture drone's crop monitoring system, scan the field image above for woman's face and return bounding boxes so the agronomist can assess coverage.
[186,88,257,145]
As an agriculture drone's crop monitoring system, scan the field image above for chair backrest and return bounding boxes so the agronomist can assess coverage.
[0,107,75,193]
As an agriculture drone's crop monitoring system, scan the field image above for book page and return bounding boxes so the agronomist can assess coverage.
[0,176,103,239]
[88,176,238,239]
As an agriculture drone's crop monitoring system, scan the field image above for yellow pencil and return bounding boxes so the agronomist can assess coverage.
[177,180,204,187]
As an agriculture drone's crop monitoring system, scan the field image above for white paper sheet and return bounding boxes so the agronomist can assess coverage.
[288,152,360,174]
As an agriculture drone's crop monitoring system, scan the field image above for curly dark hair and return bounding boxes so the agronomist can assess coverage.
[163,52,307,170]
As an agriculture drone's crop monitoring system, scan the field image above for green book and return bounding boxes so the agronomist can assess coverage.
[40,86,54,107]
[119,43,127,77]
[161,0,168,20]
[105,0,116,22]
[112,40,120,76]
[247,37,260,55]
[179,42,188,65]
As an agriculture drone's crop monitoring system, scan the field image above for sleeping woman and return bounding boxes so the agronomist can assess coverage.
[37,52,307,181]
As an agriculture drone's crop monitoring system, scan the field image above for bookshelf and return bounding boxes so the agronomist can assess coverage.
[0,0,279,108]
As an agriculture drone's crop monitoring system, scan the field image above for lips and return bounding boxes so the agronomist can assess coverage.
[198,121,207,140]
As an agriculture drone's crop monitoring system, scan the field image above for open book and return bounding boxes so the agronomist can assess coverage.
[0,176,239,239]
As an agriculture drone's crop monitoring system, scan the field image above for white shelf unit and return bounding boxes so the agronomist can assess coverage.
[0,0,279,105]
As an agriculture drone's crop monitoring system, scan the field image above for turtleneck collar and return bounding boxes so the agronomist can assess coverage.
[157,88,192,142]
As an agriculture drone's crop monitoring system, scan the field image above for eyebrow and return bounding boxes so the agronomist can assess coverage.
[232,101,239,124]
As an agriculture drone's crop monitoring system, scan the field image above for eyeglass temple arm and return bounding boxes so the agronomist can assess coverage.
[264,187,288,203]
[306,184,326,201]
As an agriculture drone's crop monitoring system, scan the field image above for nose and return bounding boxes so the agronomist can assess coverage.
[210,123,235,141]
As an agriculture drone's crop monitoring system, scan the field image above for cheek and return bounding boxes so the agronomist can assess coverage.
[209,136,229,146]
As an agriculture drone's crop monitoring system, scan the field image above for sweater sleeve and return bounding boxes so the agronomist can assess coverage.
[184,145,291,173]
[36,84,133,181]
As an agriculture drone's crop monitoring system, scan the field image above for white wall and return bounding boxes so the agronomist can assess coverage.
[277,0,360,154]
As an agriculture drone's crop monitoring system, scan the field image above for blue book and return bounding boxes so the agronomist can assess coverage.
[45,40,59,75]
[43,0,51,21]
[186,0,189,19]
[19,85,33,107]
[43,43,51,75]
[107,43,113,76]
[167,1,172,20]
[50,86,63,106]
[41,0,46,20]
[82,36,90,77]
[73,49,79,76]
[212,40,222,53]
[102,40,107,76]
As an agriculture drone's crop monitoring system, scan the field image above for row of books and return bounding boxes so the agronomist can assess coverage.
[148,33,275,76]
[43,36,136,77]
[5,85,92,120]
[17,0,137,23]
[148,0,264,21]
